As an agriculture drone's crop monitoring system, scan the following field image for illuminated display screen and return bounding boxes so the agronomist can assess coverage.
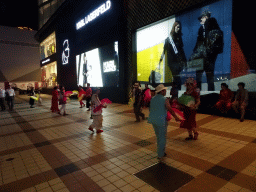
[135,0,246,91]
[76,41,119,87]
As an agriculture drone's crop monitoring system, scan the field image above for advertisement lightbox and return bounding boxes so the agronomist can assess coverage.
[135,0,233,91]
[76,41,119,87]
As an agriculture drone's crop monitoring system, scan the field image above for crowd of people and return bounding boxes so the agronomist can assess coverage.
[131,79,249,160]
[0,79,250,161]
[50,83,105,133]
[0,86,15,111]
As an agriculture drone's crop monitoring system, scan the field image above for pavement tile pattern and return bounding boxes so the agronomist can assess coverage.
[0,94,256,192]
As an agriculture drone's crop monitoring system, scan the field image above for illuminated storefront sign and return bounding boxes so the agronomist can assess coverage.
[62,39,70,65]
[76,0,111,30]
[103,60,116,72]
[42,58,50,65]
[40,54,57,67]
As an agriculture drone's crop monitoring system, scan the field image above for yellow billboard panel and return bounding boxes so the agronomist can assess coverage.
[137,43,173,83]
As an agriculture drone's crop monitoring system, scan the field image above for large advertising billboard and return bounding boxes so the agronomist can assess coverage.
[135,0,239,91]
[76,41,119,87]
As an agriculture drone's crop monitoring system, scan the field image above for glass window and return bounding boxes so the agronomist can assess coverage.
[51,0,58,14]
[41,61,57,88]
[38,0,48,6]
[43,3,51,21]
[38,0,66,29]
[39,7,44,29]
[40,32,56,60]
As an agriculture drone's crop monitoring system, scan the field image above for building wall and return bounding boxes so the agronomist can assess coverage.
[53,0,128,103]
[0,26,40,82]
[36,0,256,101]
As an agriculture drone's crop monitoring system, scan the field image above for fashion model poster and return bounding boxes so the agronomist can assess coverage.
[136,0,232,91]
[76,41,119,87]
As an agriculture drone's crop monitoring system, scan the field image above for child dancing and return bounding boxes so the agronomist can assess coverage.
[179,78,201,140]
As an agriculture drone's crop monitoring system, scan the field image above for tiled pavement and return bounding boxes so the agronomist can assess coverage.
[0,94,256,192]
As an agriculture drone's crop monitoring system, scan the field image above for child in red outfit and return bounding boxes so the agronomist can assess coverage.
[88,88,106,133]
[59,87,67,116]
[180,78,201,140]
[78,86,85,108]
[85,83,92,111]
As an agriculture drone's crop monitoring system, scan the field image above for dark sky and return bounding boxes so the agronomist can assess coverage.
[0,0,38,30]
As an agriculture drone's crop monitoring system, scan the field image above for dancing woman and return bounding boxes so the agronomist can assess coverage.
[51,86,60,113]
[148,84,182,160]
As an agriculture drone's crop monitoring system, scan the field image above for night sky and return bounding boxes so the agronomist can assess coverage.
[0,0,38,30]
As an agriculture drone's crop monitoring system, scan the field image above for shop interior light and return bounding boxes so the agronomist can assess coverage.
[17,26,33,30]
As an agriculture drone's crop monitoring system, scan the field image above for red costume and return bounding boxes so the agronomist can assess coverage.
[216,88,233,112]
[85,87,92,109]
[51,90,60,112]
[180,90,200,130]
[79,88,85,107]
[143,88,151,107]
[85,87,92,97]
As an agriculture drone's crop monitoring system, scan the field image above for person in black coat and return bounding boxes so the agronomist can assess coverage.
[190,11,224,91]
[29,87,35,108]
[133,82,145,122]
[159,21,187,90]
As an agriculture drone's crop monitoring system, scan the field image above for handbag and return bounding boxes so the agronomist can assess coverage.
[149,62,162,86]
[186,58,204,72]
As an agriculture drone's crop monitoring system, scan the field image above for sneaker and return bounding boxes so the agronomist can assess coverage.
[88,127,94,132]
[185,135,193,140]
[87,109,90,111]
[96,130,103,133]
[194,132,199,140]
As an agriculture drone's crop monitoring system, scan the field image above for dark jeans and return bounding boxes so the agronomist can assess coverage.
[0,98,5,110]
[29,98,35,106]
[7,96,14,110]
[134,105,145,121]
[168,62,183,90]
[86,97,91,108]
[196,53,218,91]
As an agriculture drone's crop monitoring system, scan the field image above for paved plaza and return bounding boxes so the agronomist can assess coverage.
[0,94,256,192]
